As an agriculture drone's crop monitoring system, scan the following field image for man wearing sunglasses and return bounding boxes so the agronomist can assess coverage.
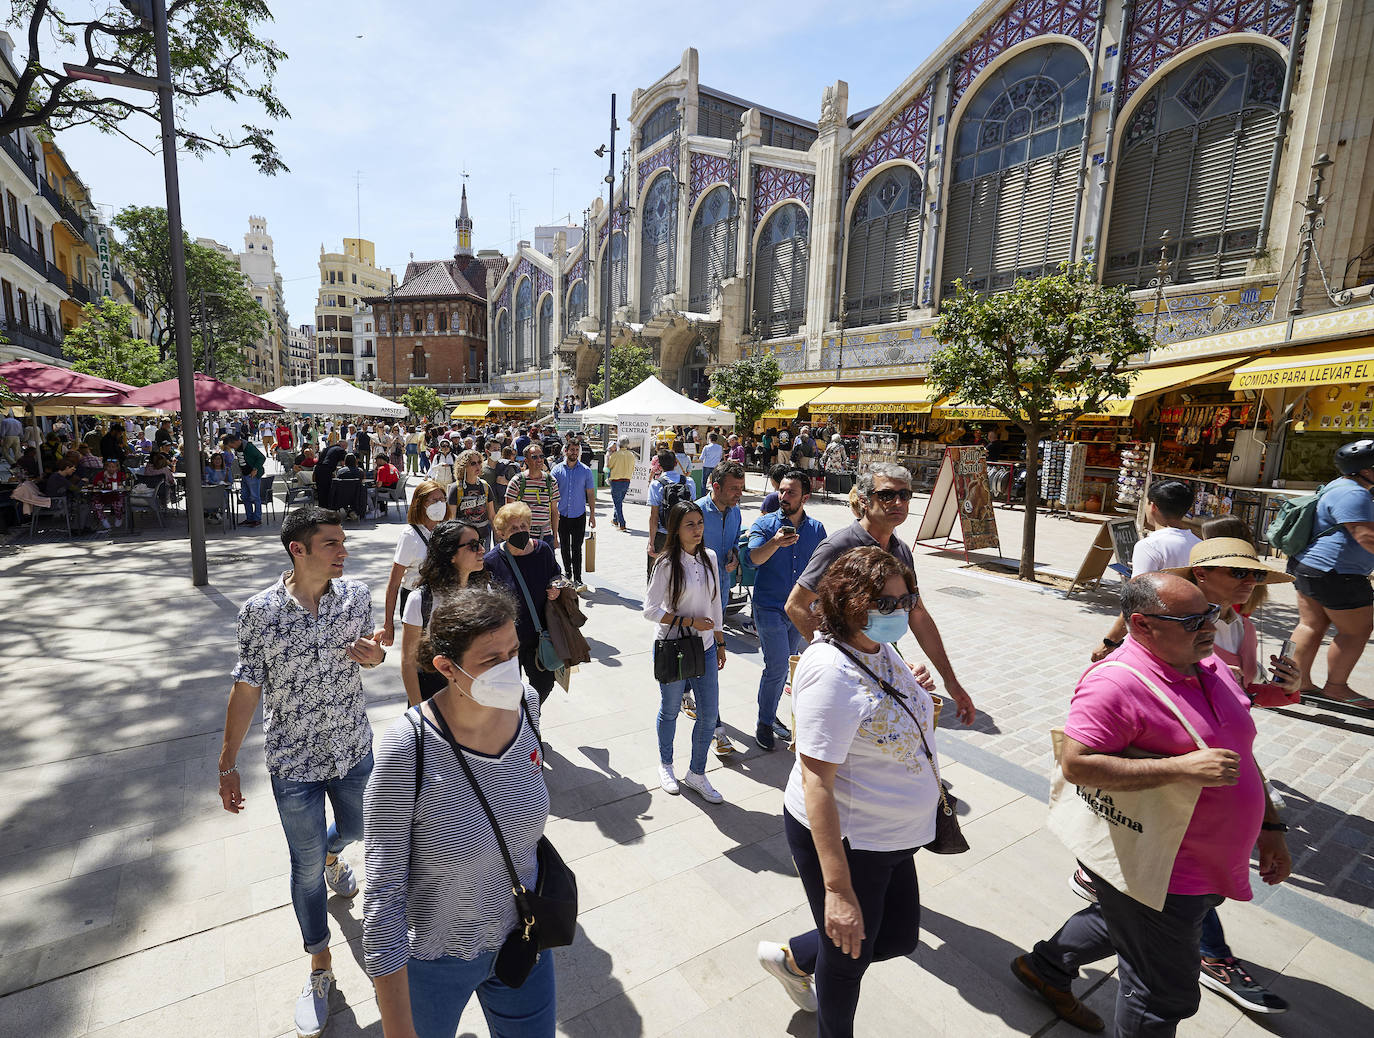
[786,463,975,726]
[1014,573,1290,1037]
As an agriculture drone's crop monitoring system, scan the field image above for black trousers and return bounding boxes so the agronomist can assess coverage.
[558,514,587,582]
[646,529,668,580]
[785,809,921,1038]
[1030,866,1222,1037]
[520,639,557,704]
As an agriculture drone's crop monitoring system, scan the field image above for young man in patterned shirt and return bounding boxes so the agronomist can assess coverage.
[217,506,386,1038]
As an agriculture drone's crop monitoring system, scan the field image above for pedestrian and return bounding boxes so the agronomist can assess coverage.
[551,440,596,590]
[606,436,637,531]
[377,479,448,647]
[484,502,563,704]
[1,409,22,464]
[218,507,385,1038]
[645,500,727,805]
[364,587,556,1038]
[446,450,496,548]
[1286,439,1374,708]
[314,439,347,514]
[483,445,514,509]
[224,432,266,527]
[405,425,424,474]
[1093,480,1202,660]
[505,444,560,552]
[760,463,788,514]
[1012,572,1292,1037]
[787,462,976,727]
[646,450,694,578]
[748,468,827,750]
[699,431,723,488]
[428,439,457,488]
[399,520,492,707]
[758,546,940,1036]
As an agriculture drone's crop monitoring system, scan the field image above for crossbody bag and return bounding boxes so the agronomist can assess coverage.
[502,548,565,675]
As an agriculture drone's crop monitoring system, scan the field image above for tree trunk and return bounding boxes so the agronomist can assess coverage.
[1019,422,1041,580]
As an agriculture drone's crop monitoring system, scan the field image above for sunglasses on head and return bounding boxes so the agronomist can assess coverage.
[873,591,919,614]
[871,488,913,503]
[1137,602,1222,632]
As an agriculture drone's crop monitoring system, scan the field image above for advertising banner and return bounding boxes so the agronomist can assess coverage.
[617,416,655,505]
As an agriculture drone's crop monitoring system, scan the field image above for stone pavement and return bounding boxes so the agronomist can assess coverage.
[1,473,1371,1037]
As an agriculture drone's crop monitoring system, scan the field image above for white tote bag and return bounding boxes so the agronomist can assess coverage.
[1046,661,1209,911]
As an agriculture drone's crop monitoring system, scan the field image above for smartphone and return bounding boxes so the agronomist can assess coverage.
[779,525,796,537]
[1271,639,1296,681]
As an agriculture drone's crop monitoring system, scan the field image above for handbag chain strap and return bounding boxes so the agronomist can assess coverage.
[502,546,549,639]
[823,637,953,817]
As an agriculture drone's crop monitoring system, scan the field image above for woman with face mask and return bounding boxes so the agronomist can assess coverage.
[428,439,457,489]
[377,480,448,648]
[364,586,557,1038]
[484,502,563,704]
[400,520,492,707]
[758,546,941,1036]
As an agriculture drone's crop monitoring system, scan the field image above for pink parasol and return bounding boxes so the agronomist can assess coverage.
[120,372,283,412]
[0,359,135,406]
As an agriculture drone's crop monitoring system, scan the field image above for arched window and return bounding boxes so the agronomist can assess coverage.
[537,295,553,367]
[640,173,677,321]
[641,99,678,150]
[378,312,387,334]
[753,203,810,338]
[1104,45,1284,287]
[451,311,461,334]
[600,233,627,312]
[437,312,447,332]
[565,280,587,337]
[411,345,426,378]
[515,278,533,370]
[425,312,435,333]
[844,166,921,326]
[941,44,1090,297]
[402,312,412,335]
[688,185,735,312]
[497,310,511,373]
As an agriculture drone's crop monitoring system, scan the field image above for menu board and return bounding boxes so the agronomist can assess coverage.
[915,446,999,554]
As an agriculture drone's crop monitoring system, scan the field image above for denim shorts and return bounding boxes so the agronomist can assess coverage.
[1290,562,1374,611]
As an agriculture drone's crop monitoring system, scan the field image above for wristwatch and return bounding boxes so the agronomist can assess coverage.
[1102,637,1123,649]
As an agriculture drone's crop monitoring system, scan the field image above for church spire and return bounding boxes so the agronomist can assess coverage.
[455,184,473,258]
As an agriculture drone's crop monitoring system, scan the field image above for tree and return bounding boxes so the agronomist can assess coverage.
[60,298,160,385]
[929,261,1149,580]
[111,205,262,378]
[588,342,656,406]
[402,386,442,422]
[1,1,289,175]
[708,353,782,434]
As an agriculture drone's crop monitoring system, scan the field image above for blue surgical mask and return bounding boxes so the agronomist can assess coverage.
[863,609,909,644]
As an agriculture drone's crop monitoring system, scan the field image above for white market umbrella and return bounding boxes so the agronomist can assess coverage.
[265,376,407,418]
[577,375,735,427]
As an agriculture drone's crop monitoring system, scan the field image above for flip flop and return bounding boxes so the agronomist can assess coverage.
[1301,691,1374,715]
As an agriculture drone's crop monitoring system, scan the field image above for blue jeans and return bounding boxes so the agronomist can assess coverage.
[240,474,261,522]
[407,948,556,1038]
[1199,908,1229,959]
[269,752,372,953]
[658,644,718,774]
[754,604,805,730]
[610,479,629,526]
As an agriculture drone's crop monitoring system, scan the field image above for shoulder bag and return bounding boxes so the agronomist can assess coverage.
[503,547,565,675]
[409,701,578,987]
[1045,660,1209,910]
[653,617,707,684]
[824,637,968,854]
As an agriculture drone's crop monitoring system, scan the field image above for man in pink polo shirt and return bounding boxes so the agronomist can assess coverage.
[1011,573,1292,1036]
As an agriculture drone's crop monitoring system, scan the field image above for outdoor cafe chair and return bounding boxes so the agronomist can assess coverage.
[28,495,72,539]
[259,474,278,524]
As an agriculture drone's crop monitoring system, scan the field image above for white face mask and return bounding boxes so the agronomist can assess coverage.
[425,500,447,522]
[457,655,525,710]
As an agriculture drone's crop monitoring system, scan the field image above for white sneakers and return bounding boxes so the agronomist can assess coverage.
[658,763,680,795]
[294,968,334,1037]
[680,770,723,804]
[757,942,817,1012]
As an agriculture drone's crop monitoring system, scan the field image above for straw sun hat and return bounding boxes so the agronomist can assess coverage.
[1166,538,1294,584]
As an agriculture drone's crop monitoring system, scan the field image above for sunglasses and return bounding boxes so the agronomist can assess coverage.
[1219,567,1265,580]
[873,591,920,614]
[1137,602,1222,632]
[526,452,543,459]
[871,488,913,503]
[456,540,484,554]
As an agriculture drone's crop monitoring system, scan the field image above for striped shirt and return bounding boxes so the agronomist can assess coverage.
[362,687,548,976]
[505,470,560,538]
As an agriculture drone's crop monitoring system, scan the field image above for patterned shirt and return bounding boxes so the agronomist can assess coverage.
[506,470,560,537]
[231,573,375,782]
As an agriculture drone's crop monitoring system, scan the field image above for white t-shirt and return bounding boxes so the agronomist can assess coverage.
[784,639,941,852]
[1131,525,1201,575]
[394,525,432,589]
[1212,613,1245,656]
[401,590,425,627]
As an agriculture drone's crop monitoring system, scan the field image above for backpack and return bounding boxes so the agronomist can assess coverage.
[1266,483,1338,557]
[657,473,694,519]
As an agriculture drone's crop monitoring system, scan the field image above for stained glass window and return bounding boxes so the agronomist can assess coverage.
[641,100,678,150]
[515,278,534,370]
[754,203,810,338]
[537,295,553,368]
[565,280,587,337]
[640,173,677,321]
[689,186,736,312]
[845,166,921,326]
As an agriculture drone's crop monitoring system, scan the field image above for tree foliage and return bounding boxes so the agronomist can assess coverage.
[588,342,656,406]
[929,262,1149,579]
[402,386,442,422]
[60,298,160,385]
[708,353,782,433]
[2,1,289,175]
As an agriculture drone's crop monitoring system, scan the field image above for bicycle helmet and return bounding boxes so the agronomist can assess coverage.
[1334,439,1374,475]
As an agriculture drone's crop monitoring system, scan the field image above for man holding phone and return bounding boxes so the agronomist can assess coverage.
[748,469,826,750]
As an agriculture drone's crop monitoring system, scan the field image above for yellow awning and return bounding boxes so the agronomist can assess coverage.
[487,398,539,412]
[703,397,722,409]
[1126,356,1245,398]
[761,384,828,422]
[450,401,490,420]
[1228,338,1374,390]
[808,381,938,416]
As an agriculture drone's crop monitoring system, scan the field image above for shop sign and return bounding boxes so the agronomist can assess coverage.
[937,406,1005,421]
[96,225,113,298]
[914,446,999,555]
[1303,383,1374,432]
[1231,357,1373,391]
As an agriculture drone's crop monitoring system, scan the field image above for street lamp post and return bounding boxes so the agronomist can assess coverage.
[388,274,398,400]
[1148,230,1174,340]
[594,94,618,463]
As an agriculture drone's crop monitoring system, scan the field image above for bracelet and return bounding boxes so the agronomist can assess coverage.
[1260,821,1288,833]
[219,766,238,777]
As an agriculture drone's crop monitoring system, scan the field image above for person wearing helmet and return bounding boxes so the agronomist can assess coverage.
[1287,439,1374,708]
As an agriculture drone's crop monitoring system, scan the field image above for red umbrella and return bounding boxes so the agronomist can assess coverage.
[120,372,283,412]
[0,359,135,405]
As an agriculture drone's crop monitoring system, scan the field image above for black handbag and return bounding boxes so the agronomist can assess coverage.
[824,638,969,855]
[653,618,707,683]
[410,702,579,987]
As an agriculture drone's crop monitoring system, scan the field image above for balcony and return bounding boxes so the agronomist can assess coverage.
[0,223,48,278]
[70,280,91,304]
[45,262,69,293]
[39,180,89,238]
[0,318,62,358]
[0,135,38,185]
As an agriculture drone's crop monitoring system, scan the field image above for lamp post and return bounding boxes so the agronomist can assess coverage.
[1148,230,1174,341]
[594,94,618,463]
[388,273,397,400]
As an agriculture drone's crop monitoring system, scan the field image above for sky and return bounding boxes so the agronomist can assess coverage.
[42,0,969,323]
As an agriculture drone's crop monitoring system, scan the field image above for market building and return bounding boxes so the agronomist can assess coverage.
[492,0,1374,529]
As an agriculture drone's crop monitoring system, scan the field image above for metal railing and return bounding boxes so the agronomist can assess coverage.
[0,223,48,277]
[0,318,61,357]
[45,262,69,293]
[0,135,38,185]
[70,280,92,304]
[39,180,89,237]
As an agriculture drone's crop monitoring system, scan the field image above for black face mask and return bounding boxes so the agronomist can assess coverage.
[507,530,532,550]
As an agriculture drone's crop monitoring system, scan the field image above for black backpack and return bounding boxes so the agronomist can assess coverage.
[658,473,695,520]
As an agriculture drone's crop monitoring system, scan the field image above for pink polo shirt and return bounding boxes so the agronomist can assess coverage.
[1065,637,1264,902]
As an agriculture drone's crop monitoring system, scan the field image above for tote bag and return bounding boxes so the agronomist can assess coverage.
[1046,661,1208,911]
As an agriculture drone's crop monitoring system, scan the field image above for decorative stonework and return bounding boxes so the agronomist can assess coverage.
[534,267,553,299]
[563,254,586,292]
[1136,290,1277,345]
[819,326,937,370]
[951,0,1099,109]
[597,203,627,249]
[752,165,814,227]
[1120,0,1298,105]
[690,152,734,208]
[761,338,807,374]
[637,143,678,195]
[846,90,931,193]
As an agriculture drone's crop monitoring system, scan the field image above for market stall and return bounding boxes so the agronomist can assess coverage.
[261,377,406,418]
